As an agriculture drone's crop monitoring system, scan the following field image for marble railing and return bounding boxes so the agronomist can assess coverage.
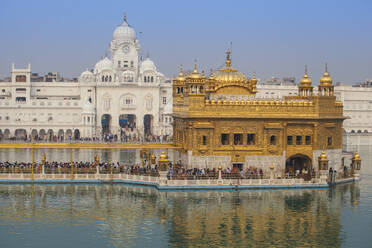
[0,173,328,187]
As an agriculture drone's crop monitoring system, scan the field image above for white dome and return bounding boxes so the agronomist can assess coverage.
[140,58,156,73]
[81,69,93,76]
[82,101,95,114]
[113,18,136,41]
[94,57,113,73]
[80,69,93,81]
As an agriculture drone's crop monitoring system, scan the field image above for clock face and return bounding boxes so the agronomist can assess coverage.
[123,46,130,54]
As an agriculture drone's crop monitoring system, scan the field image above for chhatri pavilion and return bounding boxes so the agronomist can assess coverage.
[172,50,345,177]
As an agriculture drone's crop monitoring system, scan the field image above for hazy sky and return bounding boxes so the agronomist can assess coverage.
[0,0,371,84]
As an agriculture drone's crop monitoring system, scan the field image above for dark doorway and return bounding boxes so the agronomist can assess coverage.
[101,114,112,135]
[285,154,312,180]
[144,114,153,137]
[233,163,243,172]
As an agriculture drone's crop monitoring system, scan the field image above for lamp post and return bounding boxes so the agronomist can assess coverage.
[41,153,46,175]
[94,154,100,175]
[110,149,113,181]
[270,163,274,180]
[31,147,34,181]
[70,148,74,180]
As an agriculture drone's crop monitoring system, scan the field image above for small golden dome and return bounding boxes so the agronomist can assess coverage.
[353,152,361,161]
[159,151,168,162]
[250,72,258,84]
[319,152,328,161]
[320,63,332,86]
[300,65,312,86]
[188,60,201,79]
[174,65,186,82]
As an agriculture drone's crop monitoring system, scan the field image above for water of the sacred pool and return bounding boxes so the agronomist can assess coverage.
[0,147,371,248]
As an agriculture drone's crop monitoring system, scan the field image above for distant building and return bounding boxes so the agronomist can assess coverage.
[0,14,173,141]
[44,72,61,82]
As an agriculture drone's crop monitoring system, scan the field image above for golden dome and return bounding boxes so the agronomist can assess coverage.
[319,152,328,161]
[300,65,312,86]
[250,71,258,84]
[320,63,333,86]
[174,65,185,82]
[211,50,248,83]
[353,152,361,161]
[188,60,202,79]
[159,151,169,162]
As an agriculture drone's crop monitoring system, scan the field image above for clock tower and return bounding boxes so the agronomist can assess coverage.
[110,14,140,81]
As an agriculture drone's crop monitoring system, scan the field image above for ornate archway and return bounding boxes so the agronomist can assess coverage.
[285,154,312,180]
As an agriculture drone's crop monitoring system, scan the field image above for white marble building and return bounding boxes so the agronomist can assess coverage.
[0,15,173,141]
[257,81,372,148]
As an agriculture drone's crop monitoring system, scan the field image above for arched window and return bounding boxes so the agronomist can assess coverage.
[101,76,104,82]
[151,76,154,82]
[270,135,276,145]
[200,86,203,93]
[109,76,112,82]
[88,117,90,123]
[144,76,147,82]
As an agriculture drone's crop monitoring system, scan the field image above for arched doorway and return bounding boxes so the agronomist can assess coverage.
[15,129,27,140]
[285,154,312,180]
[119,114,136,129]
[39,129,46,140]
[47,129,54,142]
[66,129,72,141]
[144,114,153,138]
[31,129,38,140]
[4,129,10,140]
[58,129,64,141]
[101,114,112,135]
[74,129,80,140]
[0,130,3,141]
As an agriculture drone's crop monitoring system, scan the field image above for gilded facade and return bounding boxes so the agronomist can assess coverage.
[172,50,345,176]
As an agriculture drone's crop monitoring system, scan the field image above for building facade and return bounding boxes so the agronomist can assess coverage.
[172,51,344,176]
[257,79,372,148]
[0,15,173,141]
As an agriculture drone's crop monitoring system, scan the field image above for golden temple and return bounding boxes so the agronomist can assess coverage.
[172,50,345,176]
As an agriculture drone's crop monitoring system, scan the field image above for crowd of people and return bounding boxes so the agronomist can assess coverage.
[0,161,266,180]
[0,134,172,143]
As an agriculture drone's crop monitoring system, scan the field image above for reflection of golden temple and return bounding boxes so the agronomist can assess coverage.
[172,50,346,176]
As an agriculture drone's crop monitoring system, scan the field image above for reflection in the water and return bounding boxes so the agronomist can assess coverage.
[0,183,360,247]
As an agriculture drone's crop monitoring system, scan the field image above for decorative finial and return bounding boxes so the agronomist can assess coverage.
[253,71,256,78]
[179,64,184,77]
[305,65,308,75]
[124,11,127,22]
[194,59,198,73]
[105,51,108,58]
[146,52,149,58]
[325,63,328,73]
[226,49,231,67]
